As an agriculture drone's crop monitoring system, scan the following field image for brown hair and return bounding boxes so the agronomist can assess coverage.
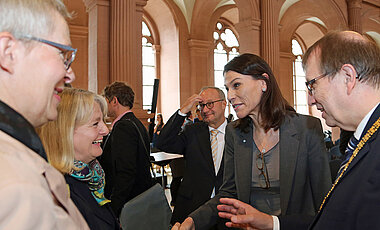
[103,81,135,109]
[302,31,380,88]
[224,53,295,132]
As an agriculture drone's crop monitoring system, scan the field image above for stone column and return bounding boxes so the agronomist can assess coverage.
[346,0,362,33]
[235,18,261,55]
[110,0,148,108]
[83,0,110,93]
[279,51,295,105]
[260,0,280,77]
[187,39,213,94]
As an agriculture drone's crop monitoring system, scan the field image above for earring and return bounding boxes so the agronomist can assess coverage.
[262,88,266,92]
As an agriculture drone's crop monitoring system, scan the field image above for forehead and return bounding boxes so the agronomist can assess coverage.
[48,11,71,45]
[200,89,219,100]
[304,51,322,81]
[224,71,252,84]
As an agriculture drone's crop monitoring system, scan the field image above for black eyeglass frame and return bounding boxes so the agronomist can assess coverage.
[256,151,271,189]
[305,73,329,96]
[22,35,77,70]
[197,99,224,110]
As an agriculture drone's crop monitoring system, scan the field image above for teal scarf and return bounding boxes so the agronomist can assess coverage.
[70,159,110,206]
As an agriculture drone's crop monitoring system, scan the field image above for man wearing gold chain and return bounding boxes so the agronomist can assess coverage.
[213,31,380,230]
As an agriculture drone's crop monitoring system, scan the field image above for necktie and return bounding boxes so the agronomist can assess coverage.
[210,129,219,168]
[337,135,359,177]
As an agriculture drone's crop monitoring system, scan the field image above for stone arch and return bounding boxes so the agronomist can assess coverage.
[279,0,346,53]
[144,0,188,120]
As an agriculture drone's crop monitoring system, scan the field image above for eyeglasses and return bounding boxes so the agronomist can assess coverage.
[23,35,77,70]
[197,99,223,110]
[256,151,270,189]
[305,73,328,96]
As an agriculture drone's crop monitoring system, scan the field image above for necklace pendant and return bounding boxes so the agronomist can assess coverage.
[262,148,266,153]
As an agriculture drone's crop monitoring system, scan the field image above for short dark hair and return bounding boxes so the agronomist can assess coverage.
[224,53,295,132]
[302,31,380,88]
[103,82,135,109]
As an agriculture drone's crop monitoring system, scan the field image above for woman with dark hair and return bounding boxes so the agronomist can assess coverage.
[175,54,331,229]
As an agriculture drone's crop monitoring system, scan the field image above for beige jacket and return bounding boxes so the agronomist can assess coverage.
[0,130,89,230]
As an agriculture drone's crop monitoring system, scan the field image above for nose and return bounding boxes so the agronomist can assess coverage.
[307,93,316,106]
[227,90,235,104]
[65,67,76,83]
[99,120,109,136]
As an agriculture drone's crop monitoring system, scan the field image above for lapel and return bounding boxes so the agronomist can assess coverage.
[197,123,216,176]
[43,163,76,216]
[234,122,254,203]
[279,116,299,215]
[339,104,380,181]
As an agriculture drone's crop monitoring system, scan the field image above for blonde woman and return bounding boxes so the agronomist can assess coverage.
[38,88,120,230]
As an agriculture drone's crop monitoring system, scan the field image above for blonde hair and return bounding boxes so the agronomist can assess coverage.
[0,0,71,39]
[37,88,107,174]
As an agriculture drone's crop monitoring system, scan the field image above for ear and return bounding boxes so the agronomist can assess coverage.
[0,32,17,74]
[340,64,357,95]
[112,96,119,105]
[260,73,269,91]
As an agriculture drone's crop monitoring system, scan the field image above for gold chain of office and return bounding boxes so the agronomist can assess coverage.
[318,116,380,212]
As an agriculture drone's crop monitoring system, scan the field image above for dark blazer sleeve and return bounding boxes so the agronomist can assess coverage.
[155,110,187,154]
[109,120,141,216]
[305,116,332,210]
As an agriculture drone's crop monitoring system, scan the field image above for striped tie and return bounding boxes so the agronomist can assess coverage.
[210,129,219,168]
[337,135,359,177]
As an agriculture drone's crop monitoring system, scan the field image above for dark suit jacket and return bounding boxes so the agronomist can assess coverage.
[307,104,380,229]
[155,111,225,224]
[65,175,121,230]
[99,112,153,217]
[190,113,332,230]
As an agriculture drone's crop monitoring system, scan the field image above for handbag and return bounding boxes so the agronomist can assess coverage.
[120,183,172,230]
[119,119,172,230]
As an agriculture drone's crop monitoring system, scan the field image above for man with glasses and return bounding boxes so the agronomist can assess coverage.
[156,86,227,227]
[207,31,380,230]
[0,0,88,229]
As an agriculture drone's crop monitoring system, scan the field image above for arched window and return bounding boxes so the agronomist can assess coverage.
[292,39,308,115]
[214,21,239,118]
[142,21,156,110]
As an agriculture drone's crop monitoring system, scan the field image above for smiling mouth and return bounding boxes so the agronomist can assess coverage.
[92,140,103,144]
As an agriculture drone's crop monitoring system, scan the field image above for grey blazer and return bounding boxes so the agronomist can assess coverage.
[190,113,332,230]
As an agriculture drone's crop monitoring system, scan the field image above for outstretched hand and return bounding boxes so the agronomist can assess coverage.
[217,198,273,230]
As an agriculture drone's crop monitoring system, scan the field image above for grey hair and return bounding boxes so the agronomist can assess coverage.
[0,0,71,39]
[199,86,226,101]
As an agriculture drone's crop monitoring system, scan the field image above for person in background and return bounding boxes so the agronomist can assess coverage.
[100,81,153,217]
[0,0,88,229]
[38,88,121,230]
[216,31,380,230]
[152,113,165,149]
[174,53,331,230]
[156,86,228,228]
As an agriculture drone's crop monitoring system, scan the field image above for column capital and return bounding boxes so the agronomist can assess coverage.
[83,0,110,12]
[235,19,261,32]
[136,0,148,12]
[346,0,362,8]
[187,39,213,49]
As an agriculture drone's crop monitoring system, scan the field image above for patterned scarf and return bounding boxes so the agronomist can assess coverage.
[70,159,110,206]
